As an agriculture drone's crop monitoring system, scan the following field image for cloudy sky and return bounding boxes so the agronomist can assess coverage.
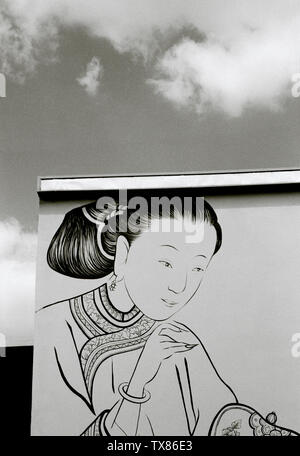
[0,0,300,345]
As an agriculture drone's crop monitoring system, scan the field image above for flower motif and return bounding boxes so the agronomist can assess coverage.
[222,419,242,436]
[249,412,292,436]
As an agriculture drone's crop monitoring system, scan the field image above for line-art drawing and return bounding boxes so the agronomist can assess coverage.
[37,196,299,436]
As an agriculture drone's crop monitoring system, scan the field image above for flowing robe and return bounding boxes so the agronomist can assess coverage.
[31,283,237,436]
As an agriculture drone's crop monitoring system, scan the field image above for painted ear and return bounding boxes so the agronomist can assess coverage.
[114,235,130,277]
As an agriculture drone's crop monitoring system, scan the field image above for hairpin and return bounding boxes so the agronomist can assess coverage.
[82,204,128,260]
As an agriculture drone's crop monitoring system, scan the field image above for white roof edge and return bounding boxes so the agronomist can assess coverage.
[38,169,300,192]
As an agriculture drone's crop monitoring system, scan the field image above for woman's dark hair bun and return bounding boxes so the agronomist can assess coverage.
[47,197,222,279]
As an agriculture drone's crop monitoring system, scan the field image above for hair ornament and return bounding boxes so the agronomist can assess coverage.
[82,204,128,261]
[106,204,128,220]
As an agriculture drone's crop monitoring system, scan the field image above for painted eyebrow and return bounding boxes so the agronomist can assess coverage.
[160,245,207,258]
[160,244,179,251]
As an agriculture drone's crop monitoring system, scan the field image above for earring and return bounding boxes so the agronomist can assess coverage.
[109,275,117,292]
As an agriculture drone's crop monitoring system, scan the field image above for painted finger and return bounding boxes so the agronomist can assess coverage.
[172,321,200,344]
[164,323,182,332]
[159,327,183,341]
[162,342,187,350]
[160,327,198,345]
[150,323,170,338]
[164,343,198,353]
[160,335,177,343]
[171,321,191,332]
[172,344,198,354]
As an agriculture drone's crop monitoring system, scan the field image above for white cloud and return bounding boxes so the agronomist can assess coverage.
[1,0,300,115]
[148,18,300,117]
[77,56,103,96]
[0,1,59,83]
[0,219,37,346]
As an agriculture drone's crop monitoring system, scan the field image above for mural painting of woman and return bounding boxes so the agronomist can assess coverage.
[34,194,299,436]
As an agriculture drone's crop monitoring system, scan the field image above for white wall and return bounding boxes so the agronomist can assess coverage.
[33,191,300,431]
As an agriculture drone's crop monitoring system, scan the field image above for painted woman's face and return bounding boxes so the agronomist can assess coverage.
[123,217,217,321]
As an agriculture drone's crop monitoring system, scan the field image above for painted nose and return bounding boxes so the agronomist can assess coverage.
[168,271,187,294]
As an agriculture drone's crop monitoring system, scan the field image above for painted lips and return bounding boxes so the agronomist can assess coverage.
[161,298,178,306]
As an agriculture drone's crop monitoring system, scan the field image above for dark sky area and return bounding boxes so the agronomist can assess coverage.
[1,29,300,230]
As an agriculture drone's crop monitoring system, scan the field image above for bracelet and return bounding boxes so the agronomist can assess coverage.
[118,382,151,404]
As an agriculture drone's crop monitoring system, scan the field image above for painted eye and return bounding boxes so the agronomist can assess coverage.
[159,261,173,269]
[192,267,204,272]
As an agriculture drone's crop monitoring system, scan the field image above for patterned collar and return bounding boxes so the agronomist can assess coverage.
[69,282,156,400]
[70,282,144,338]
[98,283,141,323]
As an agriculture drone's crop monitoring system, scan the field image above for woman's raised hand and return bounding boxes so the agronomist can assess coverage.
[127,321,199,396]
